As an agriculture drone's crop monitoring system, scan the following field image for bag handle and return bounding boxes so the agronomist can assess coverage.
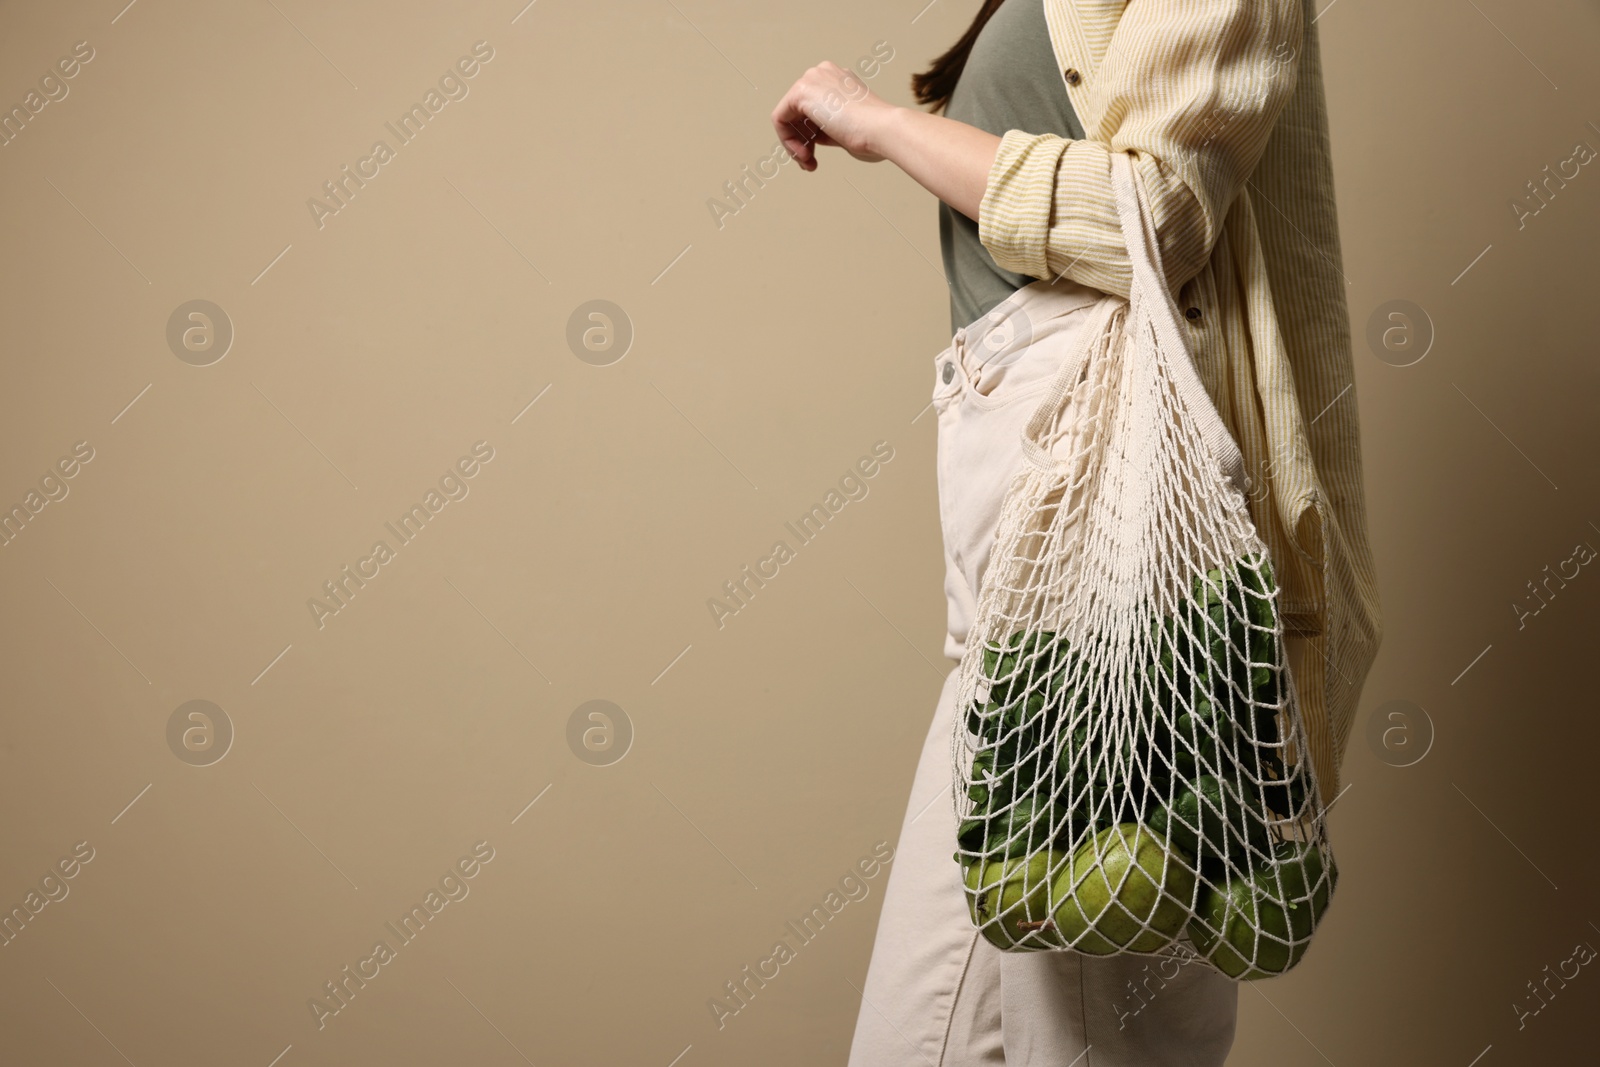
[1109,151,1249,495]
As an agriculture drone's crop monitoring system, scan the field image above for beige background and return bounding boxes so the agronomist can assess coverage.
[2,0,1598,1063]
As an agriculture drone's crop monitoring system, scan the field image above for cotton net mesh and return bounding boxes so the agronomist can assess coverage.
[949,152,1337,980]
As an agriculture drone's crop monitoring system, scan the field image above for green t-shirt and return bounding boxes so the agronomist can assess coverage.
[938,0,1086,335]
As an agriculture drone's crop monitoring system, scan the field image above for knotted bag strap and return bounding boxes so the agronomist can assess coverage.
[1109,150,1249,495]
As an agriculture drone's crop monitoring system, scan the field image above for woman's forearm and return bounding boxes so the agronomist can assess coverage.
[769,63,1002,219]
[872,107,1003,223]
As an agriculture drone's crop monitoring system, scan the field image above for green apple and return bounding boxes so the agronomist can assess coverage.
[1189,841,1336,979]
[965,850,1068,950]
[1050,824,1194,955]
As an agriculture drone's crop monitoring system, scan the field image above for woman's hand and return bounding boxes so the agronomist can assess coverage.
[771,60,1002,222]
[771,60,899,170]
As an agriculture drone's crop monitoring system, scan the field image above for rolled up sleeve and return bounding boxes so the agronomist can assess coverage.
[978,0,1305,297]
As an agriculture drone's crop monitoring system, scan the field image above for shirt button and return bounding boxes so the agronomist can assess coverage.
[1185,306,1202,321]
[1063,67,1082,86]
[942,360,955,384]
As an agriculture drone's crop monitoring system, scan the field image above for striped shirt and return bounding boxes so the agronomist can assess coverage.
[977,0,1382,798]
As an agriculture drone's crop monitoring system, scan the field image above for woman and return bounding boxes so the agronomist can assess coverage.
[771,1,1382,1063]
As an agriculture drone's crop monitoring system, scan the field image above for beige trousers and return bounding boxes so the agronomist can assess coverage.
[846,280,1242,1066]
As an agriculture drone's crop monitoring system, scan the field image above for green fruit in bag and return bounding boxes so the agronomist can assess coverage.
[1189,841,1336,979]
[1049,824,1194,955]
[965,850,1066,950]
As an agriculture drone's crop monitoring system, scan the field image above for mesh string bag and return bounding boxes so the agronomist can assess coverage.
[950,150,1338,980]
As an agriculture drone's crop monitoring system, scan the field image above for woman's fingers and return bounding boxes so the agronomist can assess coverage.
[771,68,825,169]
[772,94,825,170]
[773,112,819,170]
[772,59,884,170]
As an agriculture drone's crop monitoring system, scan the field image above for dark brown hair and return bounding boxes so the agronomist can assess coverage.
[910,0,1008,114]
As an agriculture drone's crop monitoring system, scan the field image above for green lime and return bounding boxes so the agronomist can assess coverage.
[1189,842,1336,979]
[964,850,1066,950]
[1050,824,1194,955]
